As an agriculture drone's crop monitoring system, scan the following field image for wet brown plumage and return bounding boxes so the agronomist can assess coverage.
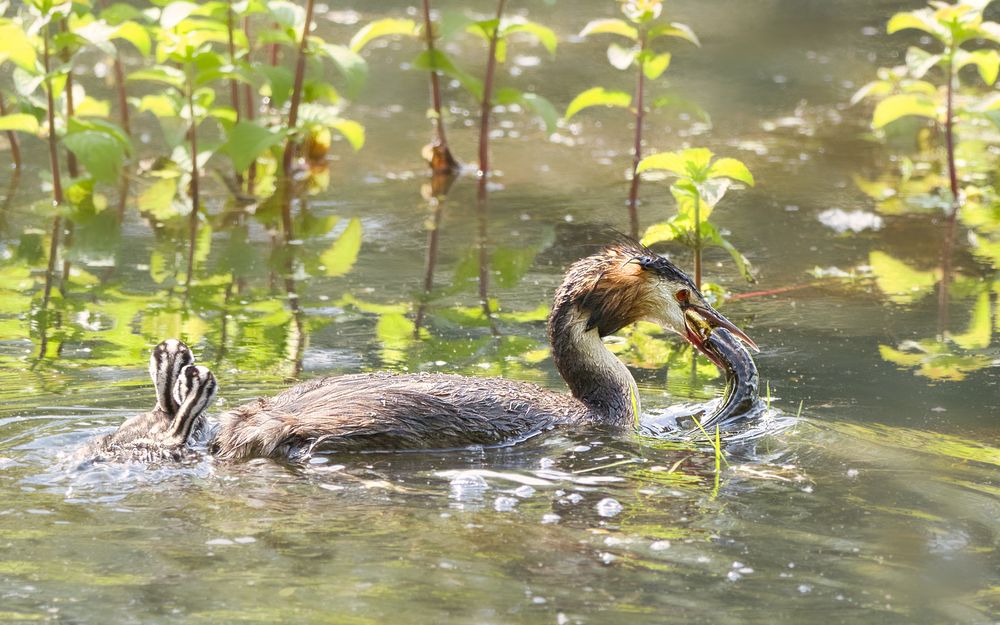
[209,240,757,461]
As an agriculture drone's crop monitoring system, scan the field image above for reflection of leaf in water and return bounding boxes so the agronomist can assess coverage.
[951,292,991,350]
[497,302,549,323]
[879,340,990,381]
[827,421,1000,468]
[319,217,361,278]
[377,313,421,365]
[869,250,940,304]
[338,294,409,316]
[492,247,538,288]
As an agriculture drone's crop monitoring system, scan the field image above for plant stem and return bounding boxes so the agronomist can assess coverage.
[60,20,77,294]
[227,1,241,123]
[0,95,22,170]
[280,0,315,240]
[112,49,130,135]
[185,70,201,288]
[42,24,64,311]
[477,0,507,178]
[693,194,702,290]
[243,15,257,194]
[477,179,498,336]
[421,0,458,173]
[626,31,647,240]
[944,42,959,211]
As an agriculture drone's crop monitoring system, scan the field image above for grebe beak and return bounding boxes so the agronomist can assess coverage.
[681,301,758,367]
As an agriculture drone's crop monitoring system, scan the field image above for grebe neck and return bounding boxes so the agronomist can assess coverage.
[548,305,639,426]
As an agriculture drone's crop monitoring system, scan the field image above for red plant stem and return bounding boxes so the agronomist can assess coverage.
[692,194,701,290]
[42,26,64,310]
[0,95,22,170]
[227,2,241,123]
[185,74,201,288]
[112,49,131,136]
[477,0,507,177]
[727,283,818,301]
[937,43,961,339]
[626,32,647,240]
[944,43,959,210]
[243,15,257,194]
[61,22,79,180]
[280,0,316,240]
[421,0,456,172]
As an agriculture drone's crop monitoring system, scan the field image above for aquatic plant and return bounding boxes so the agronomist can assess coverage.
[637,147,755,291]
[565,0,700,237]
[854,0,1000,211]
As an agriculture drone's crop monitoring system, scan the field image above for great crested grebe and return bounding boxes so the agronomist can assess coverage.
[80,340,217,462]
[85,241,758,463]
[198,240,759,460]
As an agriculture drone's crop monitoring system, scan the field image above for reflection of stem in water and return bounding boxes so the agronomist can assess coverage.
[477,179,499,336]
[0,94,21,170]
[414,196,444,335]
[185,70,202,288]
[937,206,958,339]
[226,1,244,189]
[625,30,648,240]
[280,0,315,241]
[421,0,459,173]
[476,0,507,177]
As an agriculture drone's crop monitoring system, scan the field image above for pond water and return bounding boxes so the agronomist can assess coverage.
[2,1,999,623]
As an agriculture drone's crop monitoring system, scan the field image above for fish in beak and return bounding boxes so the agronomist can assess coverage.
[681,298,758,370]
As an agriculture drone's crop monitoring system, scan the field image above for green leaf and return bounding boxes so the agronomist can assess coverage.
[503,21,557,56]
[128,66,186,90]
[350,18,417,53]
[219,122,286,172]
[258,64,294,108]
[322,44,368,100]
[521,92,558,134]
[0,22,37,71]
[642,52,671,79]
[607,42,637,70]
[641,221,684,246]
[887,9,947,40]
[412,49,483,100]
[0,113,40,133]
[850,80,892,106]
[637,151,688,176]
[707,157,754,186]
[63,131,125,183]
[648,22,700,47]
[564,87,631,120]
[160,1,200,30]
[904,46,942,79]
[957,49,1000,86]
[267,0,305,30]
[320,217,362,277]
[579,18,637,40]
[137,93,181,117]
[872,93,938,128]
[330,118,365,151]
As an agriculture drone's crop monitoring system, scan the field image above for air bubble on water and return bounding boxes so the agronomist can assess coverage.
[541,513,561,525]
[494,496,518,512]
[798,584,813,594]
[596,498,623,517]
[513,485,536,498]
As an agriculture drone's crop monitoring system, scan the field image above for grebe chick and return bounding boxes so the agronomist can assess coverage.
[210,240,758,461]
[80,341,216,462]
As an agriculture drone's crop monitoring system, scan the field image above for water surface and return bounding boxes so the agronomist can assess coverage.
[1,1,998,623]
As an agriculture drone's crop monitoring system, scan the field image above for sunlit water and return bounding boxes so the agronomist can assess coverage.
[1,1,999,623]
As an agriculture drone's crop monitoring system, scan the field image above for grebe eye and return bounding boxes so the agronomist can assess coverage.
[675,289,689,303]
